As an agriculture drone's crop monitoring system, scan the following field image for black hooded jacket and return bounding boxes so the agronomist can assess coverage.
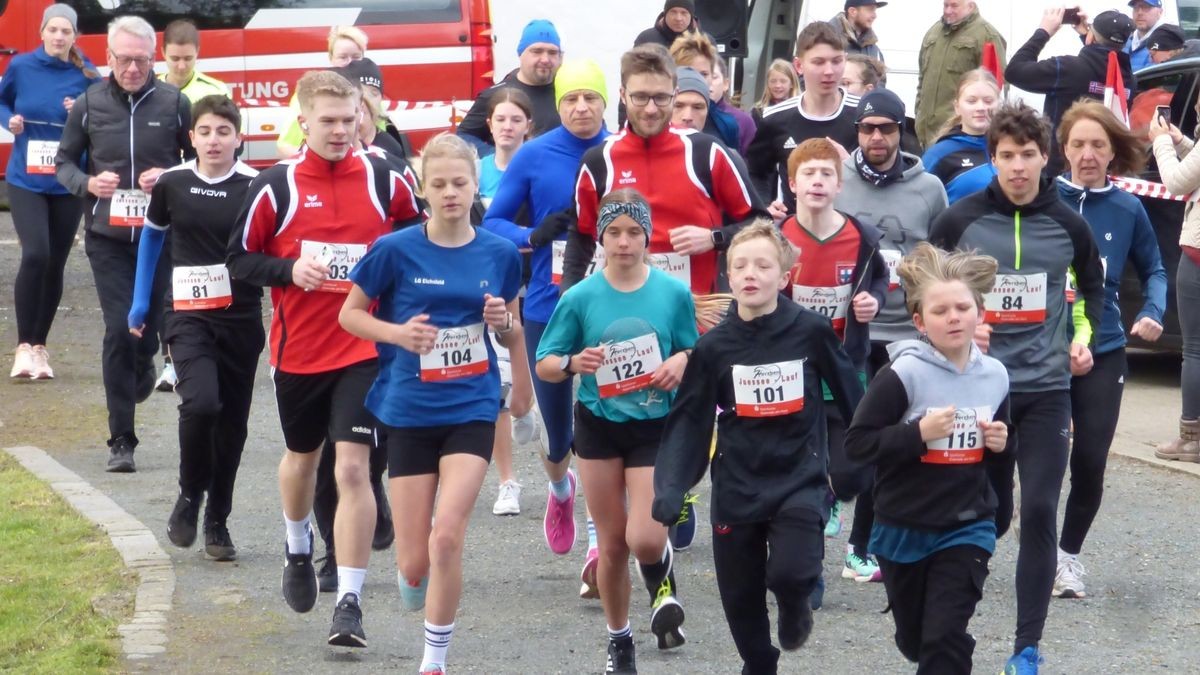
[633,11,700,48]
[652,299,864,527]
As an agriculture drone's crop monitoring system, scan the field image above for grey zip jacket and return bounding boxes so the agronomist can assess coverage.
[55,75,192,243]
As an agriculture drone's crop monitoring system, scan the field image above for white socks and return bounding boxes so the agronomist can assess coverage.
[337,566,366,603]
[284,515,310,554]
[422,621,455,671]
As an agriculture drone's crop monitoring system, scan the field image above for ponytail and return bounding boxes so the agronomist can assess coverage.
[69,46,99,79]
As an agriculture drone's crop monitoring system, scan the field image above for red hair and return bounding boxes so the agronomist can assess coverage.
[787,138,843,181]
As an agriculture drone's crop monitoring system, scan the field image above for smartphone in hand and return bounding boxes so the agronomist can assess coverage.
[1157,105,1172,126]
[1063,7,1081,25]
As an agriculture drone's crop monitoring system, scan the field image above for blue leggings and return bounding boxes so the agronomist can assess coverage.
[523,319,574,463]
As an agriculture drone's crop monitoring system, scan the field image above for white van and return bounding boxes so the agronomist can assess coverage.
[746,0,1189,113]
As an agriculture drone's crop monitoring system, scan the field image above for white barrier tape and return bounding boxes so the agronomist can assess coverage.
[1110,175,1200,203]
[240,98,472,113]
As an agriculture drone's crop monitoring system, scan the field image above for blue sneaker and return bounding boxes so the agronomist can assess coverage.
[398,573,428,611]
[668,492,699,551]
[824,500,843,538]
[1003,646,1043,675]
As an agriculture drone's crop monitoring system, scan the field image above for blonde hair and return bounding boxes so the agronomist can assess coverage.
[727,219,795,272]
[419,132,478,187]
[669,32,718,71]
[897,242,998,316]
[935,68,1000,140]
[757,59,800,109]
[295,70,357,112]
[327,25,368,57]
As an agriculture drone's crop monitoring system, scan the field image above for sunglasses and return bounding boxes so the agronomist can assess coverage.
[856,121,900,135]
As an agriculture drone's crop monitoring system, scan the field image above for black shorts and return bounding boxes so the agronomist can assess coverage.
[572,402,665,468]
[385,421,495,477]
[273,359,378,453]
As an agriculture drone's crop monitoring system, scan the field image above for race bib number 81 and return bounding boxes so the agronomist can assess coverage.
[172,264,233,311]
[732,360,805,417]
[595,333,662,398]
[420,323,489,382]
[923,405,992,464]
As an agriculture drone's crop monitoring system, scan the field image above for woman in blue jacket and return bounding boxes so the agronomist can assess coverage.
[921,69,1000,205]
[1054,100,1167,600]
[0,4,99,379]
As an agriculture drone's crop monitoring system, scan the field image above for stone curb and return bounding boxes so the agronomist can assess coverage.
[3,445,174,664]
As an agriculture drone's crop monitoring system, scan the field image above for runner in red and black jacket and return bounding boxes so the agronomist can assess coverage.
[562,46,769,297]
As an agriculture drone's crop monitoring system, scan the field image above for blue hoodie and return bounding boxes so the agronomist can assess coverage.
[0,46,98,194]
[921,128,997,204]
[1056,176,1168,355]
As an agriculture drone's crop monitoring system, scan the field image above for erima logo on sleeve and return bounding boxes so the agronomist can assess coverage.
[303,194,323,208]
[618,170,637,186]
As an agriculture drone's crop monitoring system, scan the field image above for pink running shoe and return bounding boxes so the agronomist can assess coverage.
[543,469,577,555]
[580,546,600,599]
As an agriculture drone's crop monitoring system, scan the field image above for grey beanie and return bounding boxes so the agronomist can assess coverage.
[41,4,78,32]
[676,66,709,98]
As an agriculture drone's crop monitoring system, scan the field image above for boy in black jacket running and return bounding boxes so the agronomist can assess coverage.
[846,243,1010,674]
[653,221,864,675]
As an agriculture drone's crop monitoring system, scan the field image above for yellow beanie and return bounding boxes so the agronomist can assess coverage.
[554,59,608,107]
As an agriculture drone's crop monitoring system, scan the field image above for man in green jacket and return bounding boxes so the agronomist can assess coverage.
[915,0,1006,148]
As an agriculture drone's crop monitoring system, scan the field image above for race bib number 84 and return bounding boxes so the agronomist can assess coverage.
[984,273,1047,324]
[923,405,992,464]
[732,360,805,417]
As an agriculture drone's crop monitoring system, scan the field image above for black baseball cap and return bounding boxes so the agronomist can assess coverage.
[1148,24,1187,52]
[332,57,383,92]
[846,0,888,8]
[1093,10,1136,45]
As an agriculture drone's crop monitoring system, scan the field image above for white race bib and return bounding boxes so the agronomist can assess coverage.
[924,406,992,464]
[419,323,489,382]
[300,240,367,294]
[880,249,902,292]
[791,283,852,333]
[732,360,805,417]
[25,140,58,175]
[1065,258,1106,303]
[984,273,1047,324]
[550,240,605,285]
[647,252,692,287]
[172,264,233,311]
[594,333,663,398]
[110,189,149,227]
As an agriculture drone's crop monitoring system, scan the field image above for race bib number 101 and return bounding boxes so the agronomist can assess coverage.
[923,405,992,464]
[732,359,805,417]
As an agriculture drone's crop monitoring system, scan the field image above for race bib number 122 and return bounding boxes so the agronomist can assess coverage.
[594,333,663,398]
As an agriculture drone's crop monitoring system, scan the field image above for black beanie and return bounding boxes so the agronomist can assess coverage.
[664,0,695,14]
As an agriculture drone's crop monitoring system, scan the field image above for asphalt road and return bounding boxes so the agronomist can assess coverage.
[1,213,1198,674]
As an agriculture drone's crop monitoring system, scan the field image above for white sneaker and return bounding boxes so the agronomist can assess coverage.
[10,343,34,379]
[492,480,522,516]
[1052,556,1087,598]
[30,345,53,379]
[156,362,178,392]
[512,410,539,445]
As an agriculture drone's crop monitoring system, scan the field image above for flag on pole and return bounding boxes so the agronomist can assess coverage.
[1103,50,1129,127]
[982,42,1004,87]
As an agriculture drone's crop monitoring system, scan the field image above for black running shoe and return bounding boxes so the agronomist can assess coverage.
[372,476,394,551]
[328,592,367,648]
[282,528,318,613]
[204,522,237,561]
[105,436,136,473]
[317,552,338,593]
[605,636,637,674]
[777,594,814,651]
[650,576,686,650]
[167,493,200,547]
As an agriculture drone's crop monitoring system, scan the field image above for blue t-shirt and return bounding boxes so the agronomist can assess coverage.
[479,154,504,200]
[349,226,522,427]
[536,267,698,422]
[870,520,996,564]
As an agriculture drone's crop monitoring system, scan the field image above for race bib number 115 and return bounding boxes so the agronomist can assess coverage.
[923,405,992,464]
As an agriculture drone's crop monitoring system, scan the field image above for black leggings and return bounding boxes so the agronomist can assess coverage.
[826,404,875,551]
[10,186,82,345]
[987,389,1070,654]
[713,508,823,675]
[1060,348,1126,555]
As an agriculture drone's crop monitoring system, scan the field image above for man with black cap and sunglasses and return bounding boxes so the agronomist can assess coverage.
[1005,8,1136,176]
[829,0,888,62]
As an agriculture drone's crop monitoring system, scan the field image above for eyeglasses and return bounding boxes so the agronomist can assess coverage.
[627,92,674,108]
[856,121,900,136]
[110,52,151,70]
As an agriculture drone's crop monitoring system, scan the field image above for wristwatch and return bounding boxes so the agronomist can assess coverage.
[497,311,514,334]
[711,229,728,249]
[559,354,573,373]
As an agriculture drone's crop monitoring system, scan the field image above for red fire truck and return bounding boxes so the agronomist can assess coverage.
[0,0,495,170]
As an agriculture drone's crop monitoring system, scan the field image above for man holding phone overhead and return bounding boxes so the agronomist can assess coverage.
[1005,8,1136,176]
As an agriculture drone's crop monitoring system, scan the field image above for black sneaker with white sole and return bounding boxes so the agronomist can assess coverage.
[650,577,686,650]
[605,635,637,673]
[204,522,237,561]
[777,594,813,651]
[317,552,338,593]
[328,592,367,648]
[282,528,318,613]
[167,493,200,548]
[105,436,136,473]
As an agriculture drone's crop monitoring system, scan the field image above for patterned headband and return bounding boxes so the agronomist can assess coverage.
[596,199,653,241]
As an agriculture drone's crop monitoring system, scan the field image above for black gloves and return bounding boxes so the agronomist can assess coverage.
[528,207,576,248]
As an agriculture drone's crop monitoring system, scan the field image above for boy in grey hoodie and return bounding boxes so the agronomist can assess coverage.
[846,243,1010,675]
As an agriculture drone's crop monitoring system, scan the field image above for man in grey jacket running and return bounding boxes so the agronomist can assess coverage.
[56,15,193,472]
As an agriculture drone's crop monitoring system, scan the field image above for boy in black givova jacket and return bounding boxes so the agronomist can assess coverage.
[653,222,864,675]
